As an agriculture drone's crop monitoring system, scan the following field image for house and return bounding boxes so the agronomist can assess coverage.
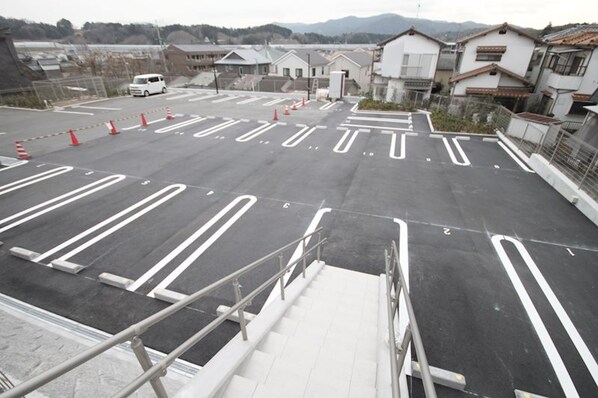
[532,25,598,123]
[450,22,541,111]
[270,49,329,79]
[163,44,228,76]
[327,51,372,94]
[214,49,271,75]
[370,27,444,103]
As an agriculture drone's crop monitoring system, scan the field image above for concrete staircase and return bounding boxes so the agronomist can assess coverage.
[176,262,385,398]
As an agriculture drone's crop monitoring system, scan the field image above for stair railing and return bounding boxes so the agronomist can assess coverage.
[1,228,326,398]
[385,240,436,398]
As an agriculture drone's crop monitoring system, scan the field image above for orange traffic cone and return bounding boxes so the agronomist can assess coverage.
[302,98,306,107]
[15,141,31,160]
[273,108,279,121]
[166,107,174,120]
[284,105,290,116]
[108,120,119,135]
[68,129,80,146]
[141,113,148,127]
[292,102,298,111]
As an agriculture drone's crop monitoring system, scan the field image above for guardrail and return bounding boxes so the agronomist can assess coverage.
[384,240,436,398]
[0,229,327,398]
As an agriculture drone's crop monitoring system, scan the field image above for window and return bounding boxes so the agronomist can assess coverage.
[148,76,159,83]
[283,68,290,76]
[312,68,316,77]
[342,69,349,78]
[476,53,502,61]
[321,67,324,74]
[263,66,268,74]
[295,68,303,77]
[239,67,244,74]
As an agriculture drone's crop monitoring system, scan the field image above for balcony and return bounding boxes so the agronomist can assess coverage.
[546,71,582,90]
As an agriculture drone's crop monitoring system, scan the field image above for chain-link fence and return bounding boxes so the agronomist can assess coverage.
[32,76,107,105]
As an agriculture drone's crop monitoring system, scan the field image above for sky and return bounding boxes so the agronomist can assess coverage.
[1,0,595,30]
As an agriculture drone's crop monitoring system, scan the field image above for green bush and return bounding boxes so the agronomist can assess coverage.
[358,98,416,112]
[431,110,495,135]
[0,95,45,109]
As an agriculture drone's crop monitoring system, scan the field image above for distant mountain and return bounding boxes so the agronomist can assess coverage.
[277,13,490,37]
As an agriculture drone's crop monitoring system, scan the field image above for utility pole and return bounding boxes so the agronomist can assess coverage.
[155,22,169,74]
[307,53,311,100]
[211,54,219,94]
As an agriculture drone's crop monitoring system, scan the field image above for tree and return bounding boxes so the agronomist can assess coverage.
[56,18,74,37]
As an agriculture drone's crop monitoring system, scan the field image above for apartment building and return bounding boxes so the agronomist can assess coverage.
[163,44,228,76]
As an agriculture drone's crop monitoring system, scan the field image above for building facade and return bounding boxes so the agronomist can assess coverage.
[450,22,540,111]
[327,51,372,94]
[371,27,444,103]
[214,49,271,75]
[532,25,598,123]
[270,49,329,79]
[163,44,228,76]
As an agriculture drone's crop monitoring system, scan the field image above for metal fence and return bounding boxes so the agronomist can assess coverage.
[32,76,107,105]
[500,110,598,200]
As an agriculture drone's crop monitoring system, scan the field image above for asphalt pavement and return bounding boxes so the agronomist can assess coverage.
[1,89,597,398]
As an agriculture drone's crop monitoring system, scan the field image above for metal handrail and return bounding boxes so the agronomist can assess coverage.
[385,240,436,397]
[1,228,326,398]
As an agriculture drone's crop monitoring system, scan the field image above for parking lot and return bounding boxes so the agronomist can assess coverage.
[1,89,597,397]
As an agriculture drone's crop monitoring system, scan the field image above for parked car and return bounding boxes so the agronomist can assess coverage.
[129,74,166,97]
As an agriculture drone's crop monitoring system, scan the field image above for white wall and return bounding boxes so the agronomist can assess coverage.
[380,34,440,79]
[272,54,328,78]
[329,56,370,93]
[459,29,535,77]
[580,49,598,94]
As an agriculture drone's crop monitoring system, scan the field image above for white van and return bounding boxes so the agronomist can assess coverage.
[129,74,166,97]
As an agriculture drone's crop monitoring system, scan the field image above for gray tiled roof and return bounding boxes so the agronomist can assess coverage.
[338,52,372,67]
[215,49,271,65]
[169,44,228,53]
[289,49,329,65]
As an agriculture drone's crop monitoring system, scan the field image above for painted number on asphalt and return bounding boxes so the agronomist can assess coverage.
[283,203,290,209]
[566,248,575,256]
[141,180,150,185]
[85,171,94,176]
[443,228,451,235]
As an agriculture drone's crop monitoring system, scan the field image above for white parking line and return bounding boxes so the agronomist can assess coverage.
[498,141,535,173]
[237,97,262,105]
[34,184,187,265]
[333,129,360,154]
[319,102,336,110]
[236,122,278,142]
[262,98,286,106]
[72,106,121,111]
[121,117,167,131]
[0,160,28,171]
[53,110,94,116]
[145,195,257,297]
[347,116,411,124]
[282,126,317,147]
[0,175,126,234]
[442,137,471,166]
[193,120,240,138]
[389,133,406,160]
[213,95,241,103]
[189,94,220,102]
[491,235,580,397]
[167,93,195,101]
[0,166,73,196]
[155,117,207,134]
[263,207,332,307]
[339,123,412,132]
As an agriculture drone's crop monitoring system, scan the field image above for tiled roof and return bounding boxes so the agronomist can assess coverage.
[450,63,531,85]
[378,26,445,47]
[516,112,561,124]
[215,49,271,65]
[571,93,593,102]
[546,29,598,47]
[457,22,541,44]
[466,87,531,98]
[329,51,372,67]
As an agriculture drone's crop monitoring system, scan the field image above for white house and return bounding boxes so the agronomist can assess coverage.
[214,49,271,75]
[450,22,540,111]
[327,51,372,94]
[370,27,444,103]
[532,25,598,123]
[270,49,329,79]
